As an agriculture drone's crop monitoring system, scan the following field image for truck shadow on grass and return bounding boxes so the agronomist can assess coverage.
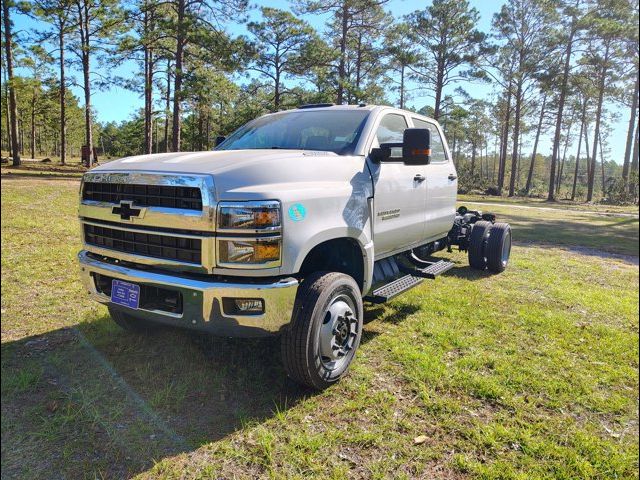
[1,301,418,479]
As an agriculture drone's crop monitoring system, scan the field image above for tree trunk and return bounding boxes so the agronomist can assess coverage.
[30,90,36,159]
[525,94,547,194]
[632,121,639,202]
[336,2,348,105]
[587,45,609,202]
[2,75,7,155]
[433,55,444,120]
[354,32,363,103]
[451,131,457,165]
[399,65,405,109]
[19,118,24,155]
[598,130,606,195]
[471,143,476,176]
[632,119,639,174]
[584,121,591,184]
[164,60,171,152]
[556,112,575,195]
[78,0,94,166]
[547,16,577,201]
[492,135,498,183]
[59,25,67,164]
[498,83,513,195]
[143,3,153,155]
[2,0,21,165]
[508,79,523,197]
[274,65,281,110]
[571,100,587,201]
[622,71,638,188]
[171,0,185,152]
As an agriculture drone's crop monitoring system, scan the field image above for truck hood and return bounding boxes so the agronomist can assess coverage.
[91,149,371,201]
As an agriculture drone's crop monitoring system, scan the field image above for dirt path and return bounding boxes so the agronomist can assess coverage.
[1,173,81,184]
[462,201,638,218]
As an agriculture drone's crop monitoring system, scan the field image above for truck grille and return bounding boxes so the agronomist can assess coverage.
[84,224,202,264]
[83,182,203,210]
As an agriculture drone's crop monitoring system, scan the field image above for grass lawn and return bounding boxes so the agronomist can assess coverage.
[458,200,639,257]
[2,177,638,479]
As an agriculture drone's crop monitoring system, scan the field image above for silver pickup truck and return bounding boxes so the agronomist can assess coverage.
[78,104,511,389]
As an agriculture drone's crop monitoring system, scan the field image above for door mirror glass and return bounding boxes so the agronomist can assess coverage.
[402,128,431,165]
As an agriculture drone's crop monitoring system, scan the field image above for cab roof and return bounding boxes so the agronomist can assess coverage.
[290,104,436,123]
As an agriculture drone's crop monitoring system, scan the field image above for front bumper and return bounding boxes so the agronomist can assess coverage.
[78,251,299,337]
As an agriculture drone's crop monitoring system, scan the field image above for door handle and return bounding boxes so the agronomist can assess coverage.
[414,174,426,183]
[448,174,458,181]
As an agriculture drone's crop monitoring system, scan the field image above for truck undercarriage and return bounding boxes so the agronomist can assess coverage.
[365,206,512,304]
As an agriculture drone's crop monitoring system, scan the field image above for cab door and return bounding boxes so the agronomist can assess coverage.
[367,112,428,257]
[412,117,457,240]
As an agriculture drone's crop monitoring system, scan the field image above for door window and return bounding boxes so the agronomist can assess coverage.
[412,118,448,164]
[376,114,408,158]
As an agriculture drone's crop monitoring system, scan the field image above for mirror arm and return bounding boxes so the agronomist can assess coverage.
[371,142,403,163]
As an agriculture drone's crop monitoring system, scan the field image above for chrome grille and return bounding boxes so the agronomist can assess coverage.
[82,182,202,210]
[84,223,202,264]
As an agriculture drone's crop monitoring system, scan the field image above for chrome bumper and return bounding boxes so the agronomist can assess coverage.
[78,251,299,337]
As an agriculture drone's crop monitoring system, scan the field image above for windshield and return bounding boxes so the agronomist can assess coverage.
[217,110,370,155]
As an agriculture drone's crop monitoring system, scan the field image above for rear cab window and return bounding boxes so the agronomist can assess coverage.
[412,118,448,164]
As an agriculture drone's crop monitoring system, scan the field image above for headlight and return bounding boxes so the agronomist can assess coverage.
[218,201,280,231]
[218,238,281,266]
[217,201,282,268]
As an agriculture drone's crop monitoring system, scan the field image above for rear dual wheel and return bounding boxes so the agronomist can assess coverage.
[468,222,512,273]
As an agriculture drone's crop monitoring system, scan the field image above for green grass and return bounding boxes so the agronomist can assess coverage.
[2,177,638,479]
[458,201,639,257]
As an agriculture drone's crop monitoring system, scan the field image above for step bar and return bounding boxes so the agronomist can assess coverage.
[364,259,454,304]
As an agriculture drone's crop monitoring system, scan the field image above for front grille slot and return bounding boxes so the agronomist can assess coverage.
[84,224,202,264]
[93,273,183,314]
[83,182,202,210]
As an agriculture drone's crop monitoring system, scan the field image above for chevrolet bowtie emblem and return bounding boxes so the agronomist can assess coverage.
[112,200,146,221]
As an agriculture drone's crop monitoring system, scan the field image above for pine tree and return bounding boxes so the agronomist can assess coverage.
[407,0,486,120]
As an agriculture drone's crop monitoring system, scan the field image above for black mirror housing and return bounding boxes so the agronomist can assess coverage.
[370,147,390,163]
[402,128,431,165]
[214,135,226,147]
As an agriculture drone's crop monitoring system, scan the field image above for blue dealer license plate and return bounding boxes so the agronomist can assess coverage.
[111,279,140,309]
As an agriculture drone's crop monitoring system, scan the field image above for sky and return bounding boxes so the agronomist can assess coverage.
[11,0,633,163]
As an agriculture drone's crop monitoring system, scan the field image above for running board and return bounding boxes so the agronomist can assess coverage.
[406,260,455,279]
[364,274,424,304]
[365,257,455,304]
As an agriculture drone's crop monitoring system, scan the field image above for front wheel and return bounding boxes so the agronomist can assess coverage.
[281,272,363,390]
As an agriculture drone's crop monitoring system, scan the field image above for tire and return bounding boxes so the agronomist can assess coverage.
[486,223,512,273]
[468,220,491,270]
[108,307,156,333]
[281,271,364,390]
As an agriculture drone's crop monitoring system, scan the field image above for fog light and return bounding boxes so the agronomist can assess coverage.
[234,298,264,313]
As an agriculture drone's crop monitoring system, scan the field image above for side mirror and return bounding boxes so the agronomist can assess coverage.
[214,135,226,147]
[369,128,431,164]
[402,128,431,165]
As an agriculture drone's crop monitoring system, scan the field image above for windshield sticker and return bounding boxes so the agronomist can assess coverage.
[288,203,307,222]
